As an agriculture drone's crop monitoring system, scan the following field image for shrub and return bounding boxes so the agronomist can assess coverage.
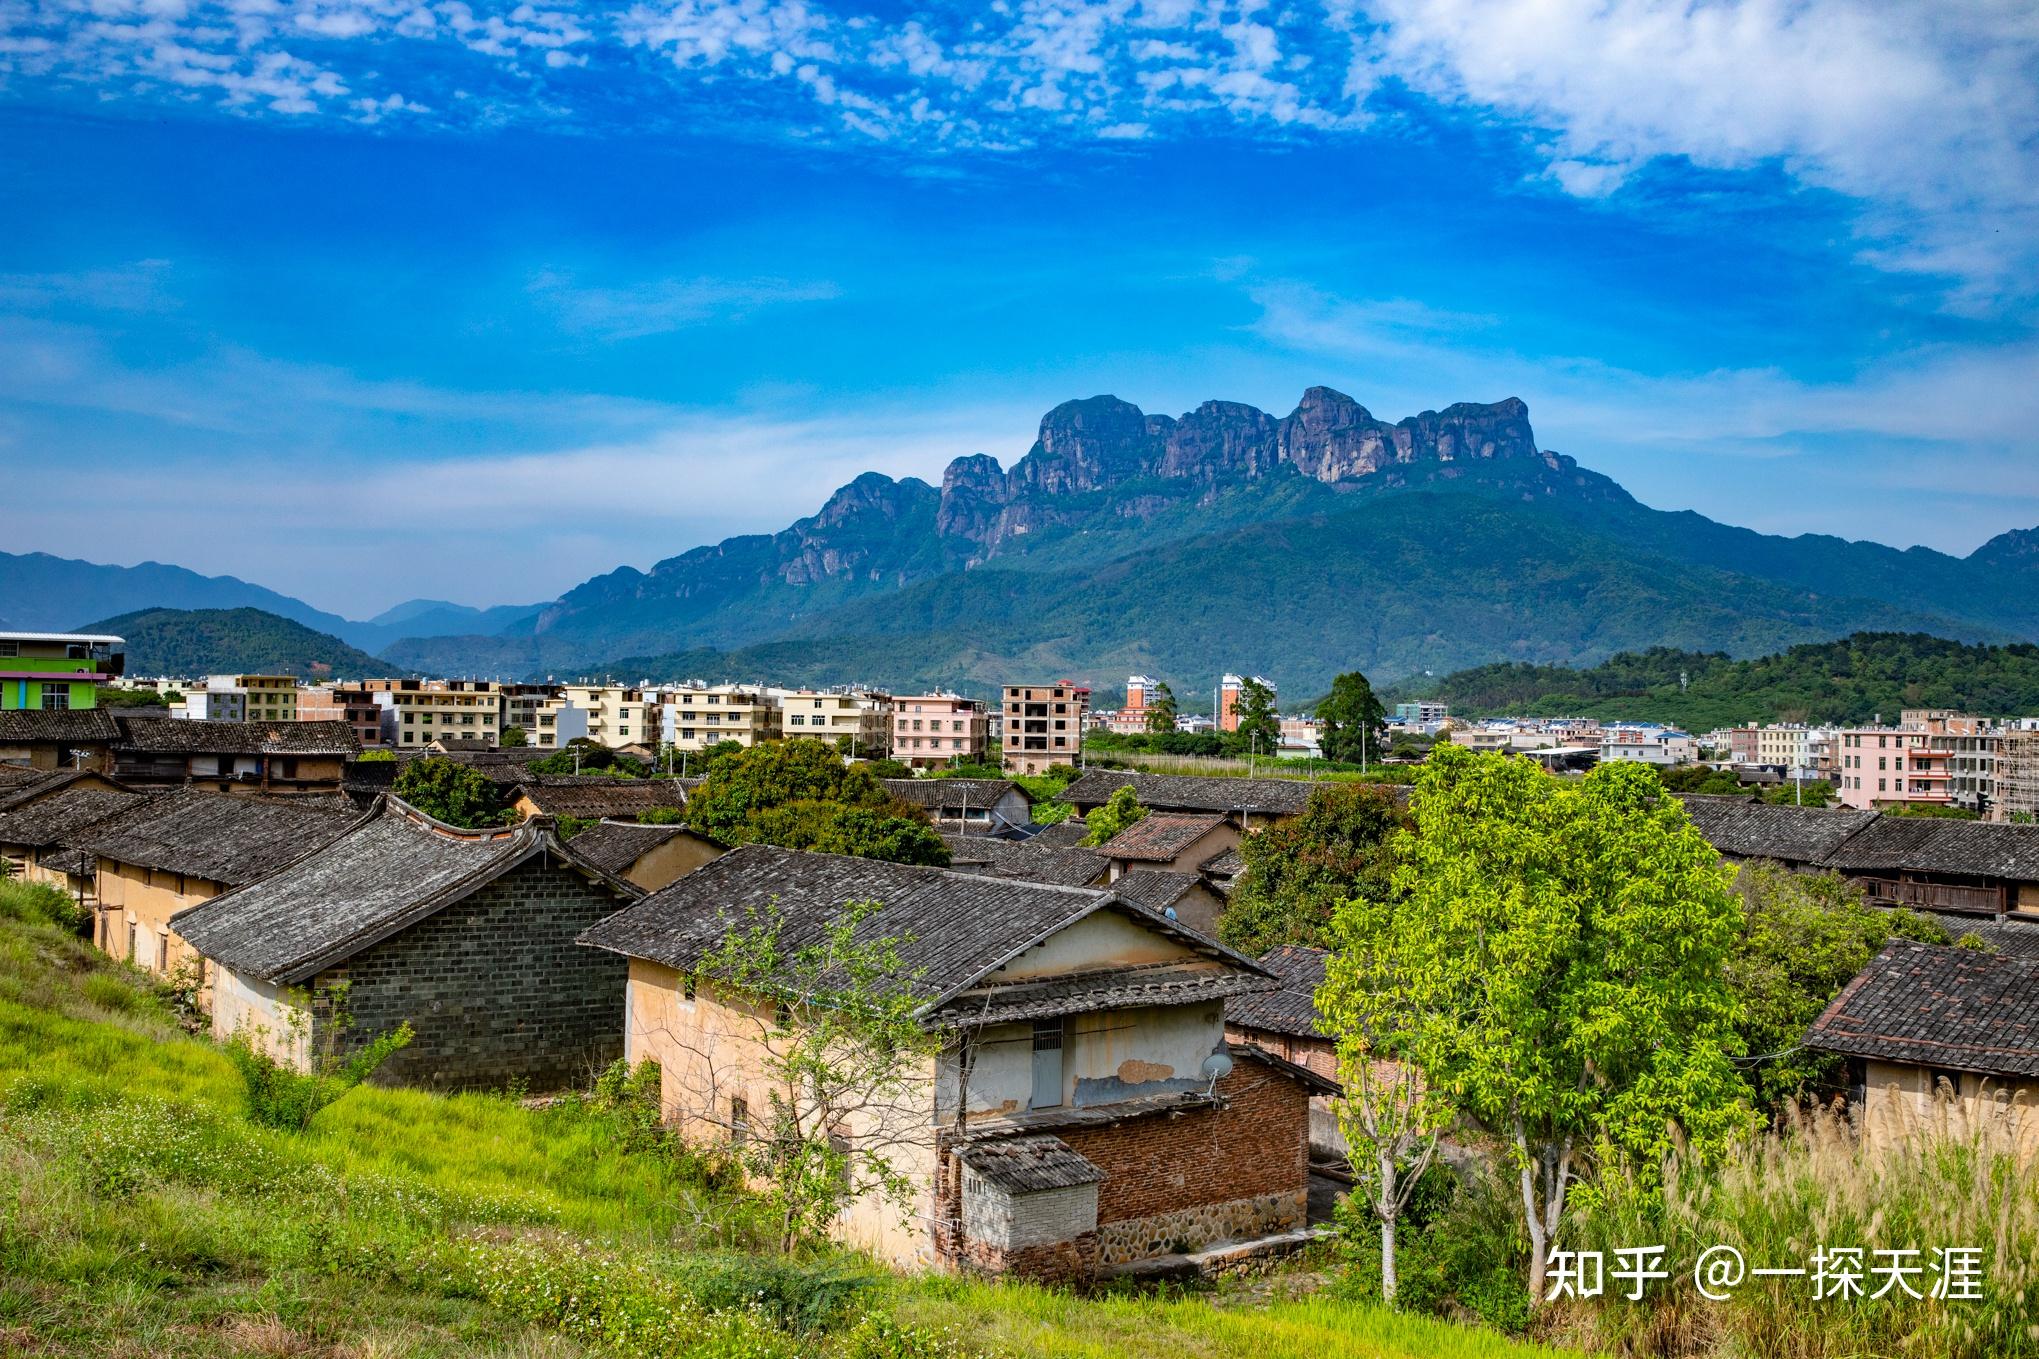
[1335,1161,1532,1334]
[225,981,414,1131]
[0,878,86,933]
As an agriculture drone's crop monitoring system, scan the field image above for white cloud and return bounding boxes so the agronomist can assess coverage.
[1244,276,2039,525]
[525,270,840,340]
[1351,0,2039,302]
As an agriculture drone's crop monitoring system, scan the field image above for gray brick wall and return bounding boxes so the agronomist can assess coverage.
[316,858,627,1092]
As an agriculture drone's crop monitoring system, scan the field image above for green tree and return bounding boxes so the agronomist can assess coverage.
[1320,890,1450,1305]
[1231,677,1280,757]
[744,801,949,866]
[1317,670,1387,767]
[686,739,944,865]
[1079,785,1148,847]
[393,757,513,828]
[1726,863,1947,1107]
[1220,783,1404,955]
[858,757,913,780]
[689,899,945,1253]
[500,725,528,748]
[1375,746,1753,1302]
[1144,681,1179,734]
[637,805,685,825]
[686,739,902,840]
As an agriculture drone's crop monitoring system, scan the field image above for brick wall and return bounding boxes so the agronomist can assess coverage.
[934,1057,1311,1278]
[1057,1059,1308,1227]
[317,859,628,1091]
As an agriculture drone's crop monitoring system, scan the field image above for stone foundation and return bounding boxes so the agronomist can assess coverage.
[1097,1189,1306,1265]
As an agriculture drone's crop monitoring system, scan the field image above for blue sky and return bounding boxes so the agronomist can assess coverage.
[4,0,2036,616]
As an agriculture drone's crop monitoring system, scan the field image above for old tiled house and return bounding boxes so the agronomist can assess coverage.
[1806,941,2039,1156]
[1224,945,1343,1155]
[884,778,1032,834]
[0,708,122,772]
[510,776,690,823]
[66,788,362,976]
[0,771,145,898]
[172,798,641,1090]
[1061,771,1325,830]
[111,716,359,795]
[579,845,1328,1281]
[564,819,724,892]
[1095,811,1240,880]
[938,833,1107,889]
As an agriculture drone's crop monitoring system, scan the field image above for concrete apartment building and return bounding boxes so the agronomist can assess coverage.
[657,683,781,752]
[1217,674,1273,734]
[1101,676,1161,736]
[773,688,891,754]
[555,685,655,749]
[1002,682,1089,775]
[893,694,988,769]
[1997,726,2039,823]
[299,685,388,749]
[0,631,124,712]
[499,684,563,746]
[364,678,503,750]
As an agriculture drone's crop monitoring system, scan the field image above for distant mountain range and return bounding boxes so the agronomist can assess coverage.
[14,387,2039,693]
[0,551,541,654]
[83,607,394,680]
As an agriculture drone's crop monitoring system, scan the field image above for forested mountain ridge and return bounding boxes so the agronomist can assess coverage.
[84,607,395,680]
[1398,633,2039,730]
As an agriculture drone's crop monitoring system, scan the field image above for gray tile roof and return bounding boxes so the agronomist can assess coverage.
[512,778,690,819]
[883,778,1026,812]
[1025,821,1091,847]
[1201,846,1246,880]
[566,819,696,876]
[115,716,360,756]
[1819,817,2039,880]
[1806,941,2039,1079]
[1225,945,1328,1040]
[0,768,112,812]
[1676,795,1879,864]
[956,1135,1104,1192]
[0,783,147,850]
[578,843,1263,1015]
[931,959,1266,1026]
[170,799,639,984]
[1107,869,1202,914]
[63,787,363,886]
[0,709,121,745]
[1939,918,2039,959]
[1061,770,1325,818]
[938,833,1106,888]
[1099,811,1229,863]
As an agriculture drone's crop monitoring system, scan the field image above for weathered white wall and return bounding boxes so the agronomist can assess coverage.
[989,909,1195,981]
[211,966,308,1069]
[961,1169,1098,1250]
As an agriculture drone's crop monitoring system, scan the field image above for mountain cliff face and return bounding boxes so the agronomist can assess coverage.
[376,385,2039,690]
[528,388,1621,655]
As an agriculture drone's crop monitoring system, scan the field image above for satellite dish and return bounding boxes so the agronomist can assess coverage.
[1200,1050,1233,1094]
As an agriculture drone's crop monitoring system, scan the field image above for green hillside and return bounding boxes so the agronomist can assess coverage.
[86,606,394,680]
[570,495,1997,699]
[0,880,1571,1359]
[1402,633,2039,729]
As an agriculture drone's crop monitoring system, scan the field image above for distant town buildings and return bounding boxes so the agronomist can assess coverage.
[363,678,503,750]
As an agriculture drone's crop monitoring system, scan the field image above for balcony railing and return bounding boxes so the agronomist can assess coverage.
[1858,877,2002,915]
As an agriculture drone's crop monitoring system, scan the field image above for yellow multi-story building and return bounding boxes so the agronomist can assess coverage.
[364,678,502,749]
[546,685,656,749]
[770,688,891,754]
[237,675,297,723]
[657,684,781,752]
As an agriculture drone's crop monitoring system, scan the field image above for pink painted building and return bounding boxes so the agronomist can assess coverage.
[1834,725,1956,810]
[891,694,988,769]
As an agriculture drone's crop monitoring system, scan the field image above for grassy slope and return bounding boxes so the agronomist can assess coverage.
[0,889,1571,1359]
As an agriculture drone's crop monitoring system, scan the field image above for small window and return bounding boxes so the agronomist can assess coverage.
[39,684,69,711]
